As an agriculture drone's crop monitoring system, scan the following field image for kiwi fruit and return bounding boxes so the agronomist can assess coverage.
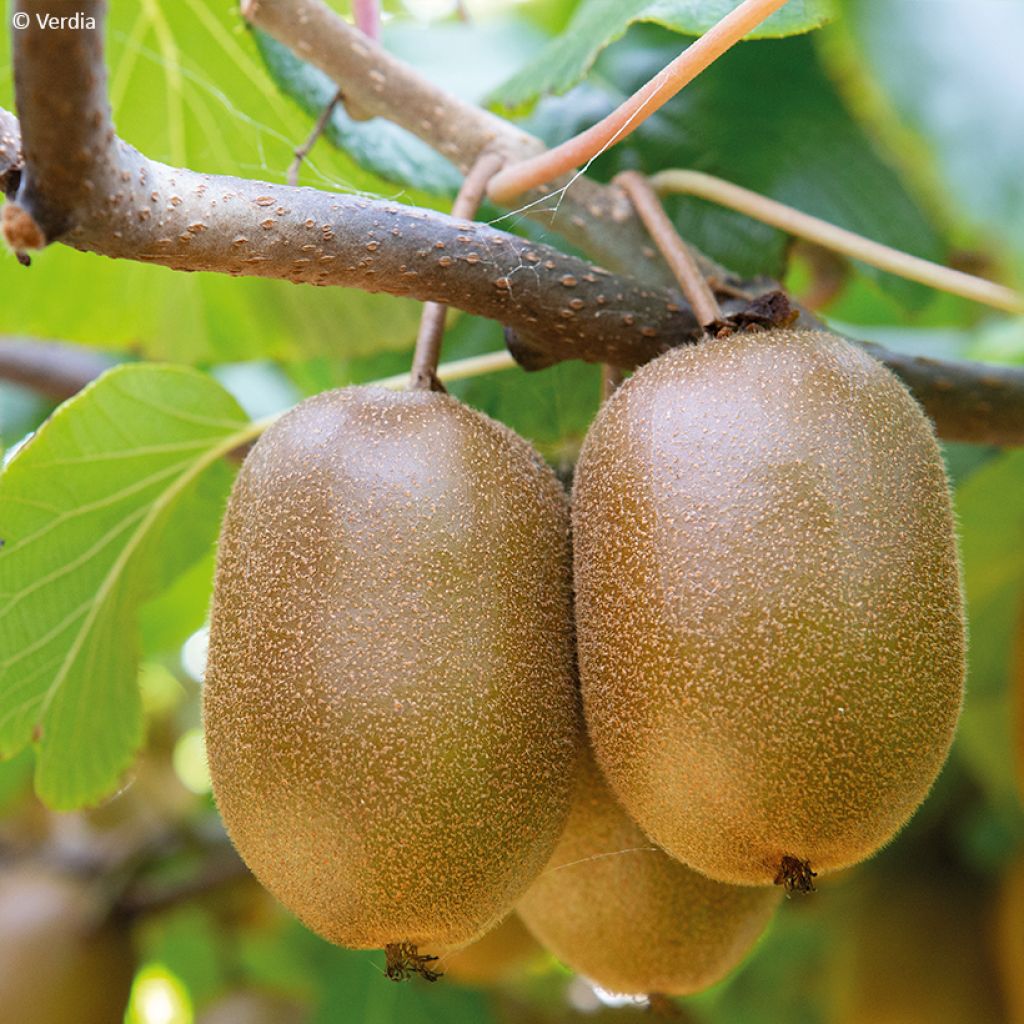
[0,861,135,1024]
[429,913,548,988]
[516,749,780,997]
[197,990,307,1024]
[573,328,965,888]
[204,386,578,970]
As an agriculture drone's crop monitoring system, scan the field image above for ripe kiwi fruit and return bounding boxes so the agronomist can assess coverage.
[0,861,135,1024]
[429,913,547,988]
[573,328,965,888]
[516,749,780,997]
[204,386,578,972]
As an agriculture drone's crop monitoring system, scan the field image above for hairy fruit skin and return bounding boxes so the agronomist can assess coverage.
[573,329,965,886]
[204,387,578,951]
[517,750,780,996]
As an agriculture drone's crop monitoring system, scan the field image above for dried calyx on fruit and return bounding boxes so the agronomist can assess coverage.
[204,386,579,978]
[573,328,965,890]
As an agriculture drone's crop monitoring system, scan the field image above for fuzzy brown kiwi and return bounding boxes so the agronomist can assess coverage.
[573,328,965,888]
[516,749,780,997]
[427,913,548,988]
[0,862,135,1024]
[203,386,579,966]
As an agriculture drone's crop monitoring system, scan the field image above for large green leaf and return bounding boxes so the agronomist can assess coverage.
[0,0,421,362]
[493,0,837,107]
[0,365,257,808]
[840,0,1024,272]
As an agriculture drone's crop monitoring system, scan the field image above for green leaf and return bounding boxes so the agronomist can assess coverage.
[139,549,216,657]
[841,0,1024,271]
[524,30,943,307]
[252,31,462,196]
[0,365,256,808]
[0,0,422,363]
[441,315,601,469]
[492,0,837,108]
[0,747,33,814]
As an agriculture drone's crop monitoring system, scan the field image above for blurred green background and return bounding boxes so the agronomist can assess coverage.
[1,0,1023,1021]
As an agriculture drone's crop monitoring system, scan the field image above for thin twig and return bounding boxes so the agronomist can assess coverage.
[616,171,722,328]
[352,0,381,39]
[650,169,1024,315]
[602,364,625,401]
[116,848,251,918]
[287,89,341,186]
[410,150,504,390]
[487,0,790,203]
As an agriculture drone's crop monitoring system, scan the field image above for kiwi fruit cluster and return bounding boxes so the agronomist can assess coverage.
[204,327,965,996]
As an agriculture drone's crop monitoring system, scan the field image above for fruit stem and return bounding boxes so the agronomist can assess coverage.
[615,171,723,330]
[352,0,381,40]
[409,150,505,391]
[486,0,790,204]
[650,169,1024,314]
[384,943,443,982]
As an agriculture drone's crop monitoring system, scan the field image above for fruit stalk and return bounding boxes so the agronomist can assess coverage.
[615,171,723,330]
[651,169,1024,314]
[487,0,792,203]
[410,151,504,391]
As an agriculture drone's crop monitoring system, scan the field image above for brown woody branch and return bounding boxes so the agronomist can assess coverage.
[115,844,251,919]
[1,2,696,367]
[0,339,118,400]
[2,2,1024,447]
[857,343,1024,448]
